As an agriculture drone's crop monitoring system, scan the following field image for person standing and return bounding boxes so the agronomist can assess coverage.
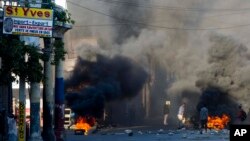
[163,101,170,125]
[177,102,186,128]
[237,105,247,124]
[68,112,76,129]
[199,105,208,134]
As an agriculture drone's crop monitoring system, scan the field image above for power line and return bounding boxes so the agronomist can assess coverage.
[73,23,250,30]
[68,0,250,21]
[67,1,250,30]
[95,0,250,28]
[93,0,250,12]
[74,23,130,27]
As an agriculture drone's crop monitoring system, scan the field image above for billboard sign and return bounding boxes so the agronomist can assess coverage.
[3,6,53,37]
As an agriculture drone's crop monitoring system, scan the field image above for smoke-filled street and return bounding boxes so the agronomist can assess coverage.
[64,0,250,126]
[0,0,250,141]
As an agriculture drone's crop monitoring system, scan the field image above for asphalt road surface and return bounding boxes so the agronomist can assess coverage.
[65,127,229,141]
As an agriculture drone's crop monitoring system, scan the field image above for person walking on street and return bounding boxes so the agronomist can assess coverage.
[163,101,170,126]
[177,102,186,129]
[199,104,208,134]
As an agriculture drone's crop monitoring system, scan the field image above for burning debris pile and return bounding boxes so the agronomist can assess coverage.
[74,116,96,135]
[196,87,235,120]
[207,114,230,130]
[65,54,148,118]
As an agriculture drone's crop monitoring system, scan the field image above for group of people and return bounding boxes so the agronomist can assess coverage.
[163,101,187,128]
[163,101,247,134]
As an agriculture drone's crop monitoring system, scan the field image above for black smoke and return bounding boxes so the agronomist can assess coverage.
[65,54,148,118]
[196,86,238,119]
[110,0,150,44]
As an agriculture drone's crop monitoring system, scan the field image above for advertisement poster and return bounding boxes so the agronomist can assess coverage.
[3,6,53,37]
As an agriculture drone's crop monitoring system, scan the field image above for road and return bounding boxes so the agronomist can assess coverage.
[64,127,229,141]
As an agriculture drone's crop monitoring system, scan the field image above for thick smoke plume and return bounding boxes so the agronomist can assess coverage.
[66,0,250,123]
[196,34,250,117]
[110,0,150,44]
[65,55,148,117]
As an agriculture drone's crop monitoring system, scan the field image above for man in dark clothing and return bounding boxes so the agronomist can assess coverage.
[237,105,247,123]
[163,101,170,125]
[199,105,208,134]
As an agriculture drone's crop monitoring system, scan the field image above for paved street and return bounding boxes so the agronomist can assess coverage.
[65,127,229,141]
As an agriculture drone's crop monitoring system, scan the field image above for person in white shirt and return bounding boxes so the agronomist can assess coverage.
[177,102,186,128]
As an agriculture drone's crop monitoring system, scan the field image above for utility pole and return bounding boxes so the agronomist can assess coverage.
[54,38,65,141]
[18,1,28,141]
[42,38,56,141]
[41,0,56,140]
[52,1,72,140]
[19,1,43,140]
[29,82,42,141]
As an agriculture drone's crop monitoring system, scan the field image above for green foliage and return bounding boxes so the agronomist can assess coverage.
[26,46,43,83]
[40,48,50,62]
[0,35,24,84]
[54,9,75,24]
[0,35,43,84]
[42,1,75,24]
[0,0,72,84]
[52,39,67,65]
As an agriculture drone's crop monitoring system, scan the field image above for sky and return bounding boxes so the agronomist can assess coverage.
[55,0,67,8]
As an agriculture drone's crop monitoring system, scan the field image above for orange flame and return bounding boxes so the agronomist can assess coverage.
[75,116,96,135]
[207,114,230,130]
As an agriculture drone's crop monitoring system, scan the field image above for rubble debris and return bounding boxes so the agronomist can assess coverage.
[182,133,187,138]
[168,132,174,136]
[128,132,133,136]
[157,129,164,134]
[147,131,152,134]
[124,129,133,136]
[114,133,125,135]
[137,131,143,135]
[124,129,133,134]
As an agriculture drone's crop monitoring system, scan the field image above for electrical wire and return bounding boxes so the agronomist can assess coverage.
[74,23,130,27]
[91,0,250,12]
[67,0,250,30]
